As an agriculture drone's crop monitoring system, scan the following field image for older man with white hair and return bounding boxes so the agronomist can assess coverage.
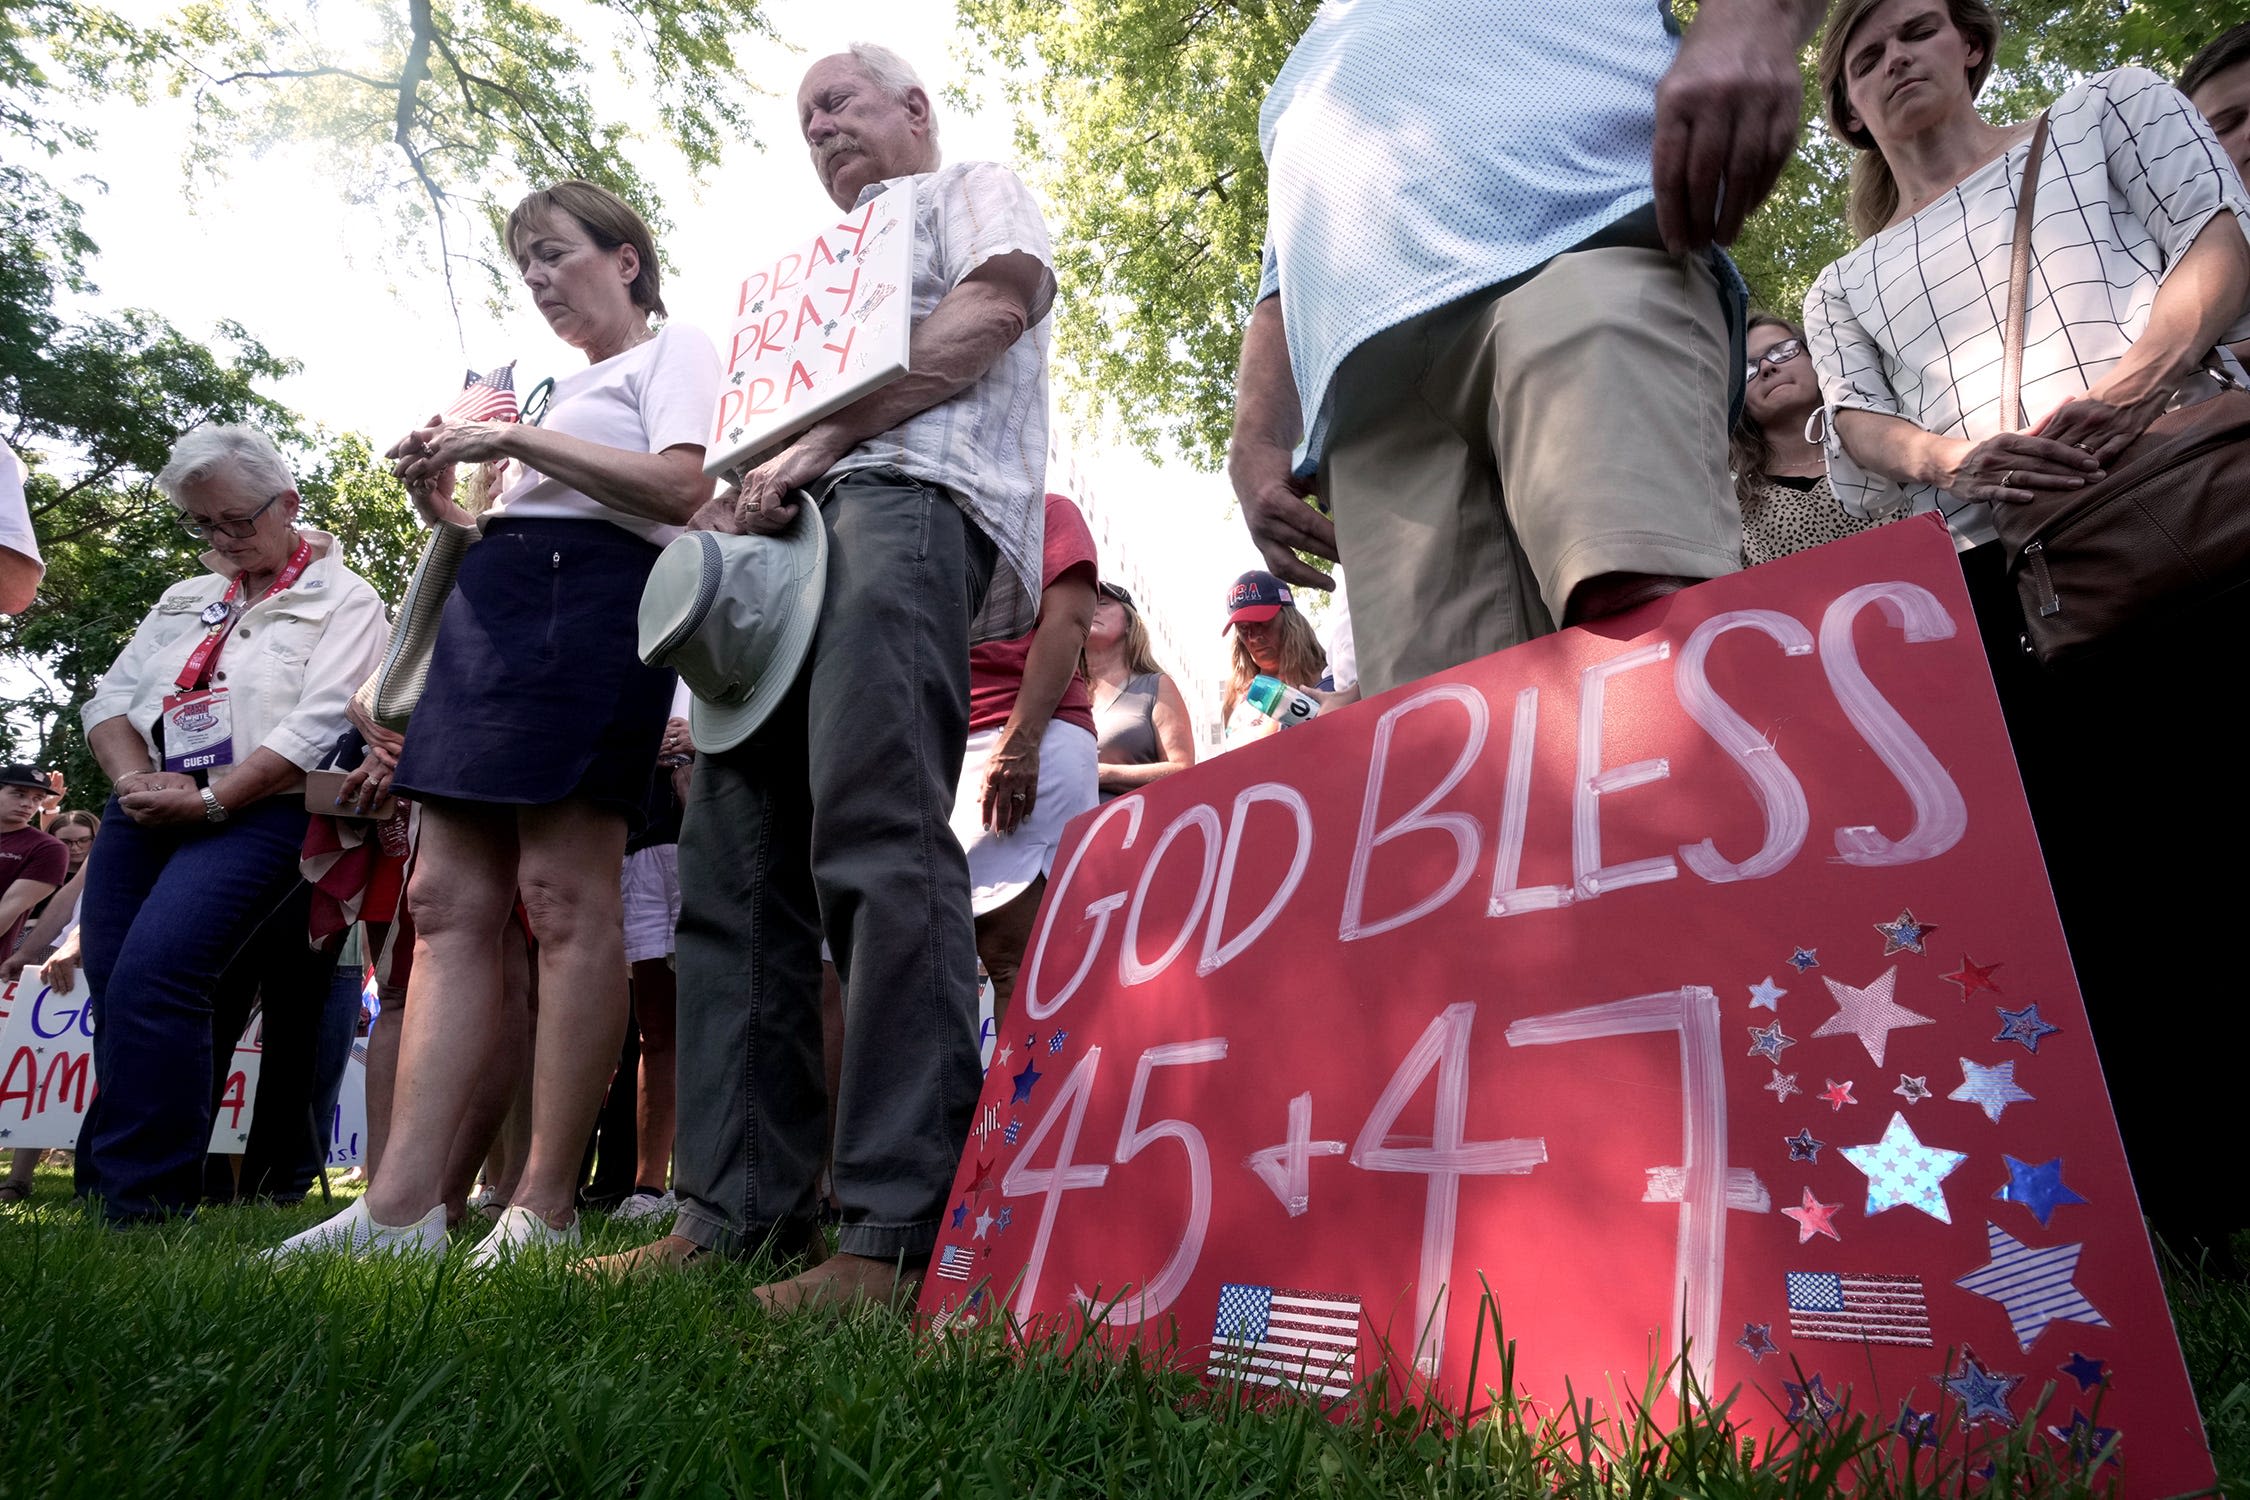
[589,43,1056,1308]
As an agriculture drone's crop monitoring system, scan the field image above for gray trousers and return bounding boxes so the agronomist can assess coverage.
[672,468,997,1261]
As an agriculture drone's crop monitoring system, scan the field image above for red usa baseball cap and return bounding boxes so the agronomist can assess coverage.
[1223,569,1293,632]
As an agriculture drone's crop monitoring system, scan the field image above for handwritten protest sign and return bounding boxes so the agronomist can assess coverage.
[704,182,914,479]
[920,517,2209,1490]
[1,976,266,1154]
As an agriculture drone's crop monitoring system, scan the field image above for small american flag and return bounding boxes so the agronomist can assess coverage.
[1207,1283,1360,1399]
[442,363,519,424]
[935,1245,975,1283]
[1786,1271,1933,1347]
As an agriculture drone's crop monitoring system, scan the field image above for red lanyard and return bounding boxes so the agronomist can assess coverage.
[174,537,316,692]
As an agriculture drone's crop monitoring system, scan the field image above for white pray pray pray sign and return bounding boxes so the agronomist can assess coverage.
[703,182,915,480]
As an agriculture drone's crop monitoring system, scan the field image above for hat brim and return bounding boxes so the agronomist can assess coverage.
[687,507,829,754]
[1223,603,1283,633]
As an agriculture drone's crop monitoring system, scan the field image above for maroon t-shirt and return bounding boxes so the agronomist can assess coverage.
[0,824,68,955]
[969,493,1098,736]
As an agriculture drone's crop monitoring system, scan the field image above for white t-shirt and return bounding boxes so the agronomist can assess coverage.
[486,323,721,546]
[2,445,41,566]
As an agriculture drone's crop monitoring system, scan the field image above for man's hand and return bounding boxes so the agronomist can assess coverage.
[1230,442,1337,591]
[735,428,848,535]
[1652,0,1813,252]
[688,488,747,535]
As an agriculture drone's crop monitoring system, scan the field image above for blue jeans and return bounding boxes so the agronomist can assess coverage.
[75,795,311,1222]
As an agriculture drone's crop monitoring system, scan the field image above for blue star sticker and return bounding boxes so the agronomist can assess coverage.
[1735,1322,1777,1362]
[1995,1002,2061,1053]
[1956,1221,2109,1351]
[1950,1057,2035,1123]
[1895,1404,1936,1442]
[1009,1056,1043,1103]
[1748,1020,1797,1062]
[1749,976,1788,1011]
[1874,907,1936,955]
[2045,1409,2121,1468]
[1841,1111,1967,1222]
[1994,1155,2089,1227]
[948,1201,967,1229]
[1784,1372,1842,1426]
[996,1206,1013,1234]
[1944,1352,2024,1427]
[1788,947,1821,972]
[2059,1352,2107,1391]
[1786,1127,1825,1163]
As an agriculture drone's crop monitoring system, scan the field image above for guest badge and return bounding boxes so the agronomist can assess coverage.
[160,688,236,774]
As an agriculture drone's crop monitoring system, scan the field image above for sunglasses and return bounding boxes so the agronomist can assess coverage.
[1746,338,1806,385]
[177,491,286,542]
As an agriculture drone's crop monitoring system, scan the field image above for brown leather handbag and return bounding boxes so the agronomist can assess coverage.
[1991,112,2250,667]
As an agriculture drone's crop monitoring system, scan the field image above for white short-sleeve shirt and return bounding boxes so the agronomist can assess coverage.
[1805,69,2250,549]
[825,161,1057,645]
[486,322,721,546]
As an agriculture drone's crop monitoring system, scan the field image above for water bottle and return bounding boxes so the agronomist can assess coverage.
[1246,675,1321,730]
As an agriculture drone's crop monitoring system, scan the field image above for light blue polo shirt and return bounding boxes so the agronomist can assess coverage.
[1259,0,1688,468]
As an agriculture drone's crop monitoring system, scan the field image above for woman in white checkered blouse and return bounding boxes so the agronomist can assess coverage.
[1803,0,2250,551]
[1800,0,2250,1263]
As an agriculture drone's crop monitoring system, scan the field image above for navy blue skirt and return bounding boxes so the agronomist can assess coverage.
[394,518,675,829]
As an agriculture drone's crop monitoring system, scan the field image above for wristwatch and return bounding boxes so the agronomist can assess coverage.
[200,786,229,824]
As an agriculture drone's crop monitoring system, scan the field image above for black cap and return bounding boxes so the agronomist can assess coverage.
[1097,580,1135,609]
[0,763,50,791]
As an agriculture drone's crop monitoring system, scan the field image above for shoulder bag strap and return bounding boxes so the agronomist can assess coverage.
[1999,111,2053,432]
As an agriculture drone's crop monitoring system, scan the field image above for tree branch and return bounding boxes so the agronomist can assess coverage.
[395,0,464,347]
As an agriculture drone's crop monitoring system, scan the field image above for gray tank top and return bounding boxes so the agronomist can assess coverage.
[1095,672,1163,794]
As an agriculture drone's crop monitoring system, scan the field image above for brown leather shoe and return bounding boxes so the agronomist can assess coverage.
[577,1233,711,1280]
[752,1251,924,1313]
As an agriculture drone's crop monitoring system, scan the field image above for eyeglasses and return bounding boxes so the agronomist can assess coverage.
[177,492,286,541]
[1746,338,1806,385]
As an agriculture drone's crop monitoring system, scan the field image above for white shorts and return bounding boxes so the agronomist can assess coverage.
[950,720,1099,917]
[620,843,683,964]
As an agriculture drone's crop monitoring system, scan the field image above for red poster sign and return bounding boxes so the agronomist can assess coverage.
[919,516,2209,1488]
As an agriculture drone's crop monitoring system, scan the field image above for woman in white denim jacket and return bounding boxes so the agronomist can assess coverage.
[74,424,387,1225]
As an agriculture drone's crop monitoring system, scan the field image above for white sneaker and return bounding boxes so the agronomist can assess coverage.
[262,1198,447,1261]
[611,1190,677,1224]
[465,1204,581,1269]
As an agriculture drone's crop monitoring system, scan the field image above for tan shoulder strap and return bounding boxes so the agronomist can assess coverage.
[2000,112,2053,432]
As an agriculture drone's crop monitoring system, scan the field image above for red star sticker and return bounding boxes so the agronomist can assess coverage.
[1783,1187,1844,1243]
[967,1157,995,1199]
[1820,1078,1857,1111]
[1942,955,2003,999]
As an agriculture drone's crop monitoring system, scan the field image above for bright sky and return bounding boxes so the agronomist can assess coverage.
[38,0,1272,707]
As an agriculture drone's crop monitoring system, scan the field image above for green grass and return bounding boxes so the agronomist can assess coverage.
[1,1164,2243,1499]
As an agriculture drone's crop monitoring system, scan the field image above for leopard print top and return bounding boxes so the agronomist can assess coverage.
[1739,471,1897,568]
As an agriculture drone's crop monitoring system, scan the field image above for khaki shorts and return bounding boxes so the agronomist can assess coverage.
[1320,245,1740,697]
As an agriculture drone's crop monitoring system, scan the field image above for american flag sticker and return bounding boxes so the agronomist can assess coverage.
[1786,1270,1933,1347]
[1206,1283,1361,1399]
[935,1245,975,1283]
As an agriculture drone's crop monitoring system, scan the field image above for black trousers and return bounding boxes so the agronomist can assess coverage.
[1961,543,2244,1262]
